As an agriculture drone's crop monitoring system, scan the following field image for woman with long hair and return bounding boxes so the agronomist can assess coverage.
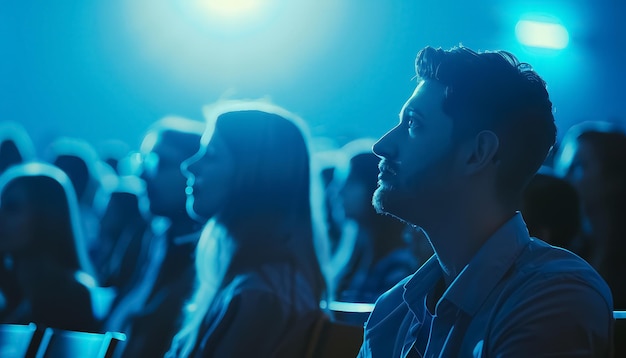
[167,101,327,357]
[0,162,101,331]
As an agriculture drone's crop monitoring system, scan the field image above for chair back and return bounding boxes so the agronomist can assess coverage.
[273,308,364,358]
[306,314,363,358]
[35,328,126,358]
[324,300,373,326]
[615,311,626,357]
[0,323,41,358]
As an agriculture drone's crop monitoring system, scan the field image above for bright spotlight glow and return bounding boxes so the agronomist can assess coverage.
[121,0,346,89]
[515,20,569,50]
[181,0,279,39]
[197,0,263,18]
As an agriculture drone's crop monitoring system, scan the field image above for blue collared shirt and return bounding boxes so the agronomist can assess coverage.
[359,213,614,357]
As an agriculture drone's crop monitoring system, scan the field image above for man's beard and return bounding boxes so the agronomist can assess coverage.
[372,183,412,225]
[372,183,390,215]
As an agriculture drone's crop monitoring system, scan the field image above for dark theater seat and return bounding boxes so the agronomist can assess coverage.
[35,328,125,358]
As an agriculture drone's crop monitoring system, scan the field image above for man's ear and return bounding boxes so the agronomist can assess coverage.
[463,130,499,175]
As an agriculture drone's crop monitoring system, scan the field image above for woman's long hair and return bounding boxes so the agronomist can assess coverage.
[168,101,328,357]
[0,162,97,278]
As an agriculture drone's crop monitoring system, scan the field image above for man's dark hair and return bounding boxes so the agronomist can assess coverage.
[415,45,556,206]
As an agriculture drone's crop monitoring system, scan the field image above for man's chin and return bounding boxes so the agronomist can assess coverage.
[372,186,391,215]
[372,186,413,224]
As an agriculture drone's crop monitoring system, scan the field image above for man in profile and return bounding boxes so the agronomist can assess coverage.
[359,46,613,357]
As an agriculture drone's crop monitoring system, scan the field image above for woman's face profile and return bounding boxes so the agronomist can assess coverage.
[183,129,235,220]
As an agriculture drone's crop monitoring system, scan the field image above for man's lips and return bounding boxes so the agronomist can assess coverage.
[378,160,398,178]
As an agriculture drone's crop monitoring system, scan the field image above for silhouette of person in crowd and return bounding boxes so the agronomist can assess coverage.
[115,116,207,358]
[554,121,626,309]
[0,122,37,318]
[45,137,111,262]
[94,176,151,298]
[0,162,101,331]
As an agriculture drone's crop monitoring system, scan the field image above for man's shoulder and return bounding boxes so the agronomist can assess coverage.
[515,239,612,305]
[520,239,610,294]
[478,241,614,357]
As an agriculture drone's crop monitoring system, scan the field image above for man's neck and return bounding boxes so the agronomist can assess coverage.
[427,207,515,286]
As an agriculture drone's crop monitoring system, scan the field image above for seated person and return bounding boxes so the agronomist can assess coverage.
[0,162,101,331]
[0,122,36,318]
[167,101,326,357]
[554,121,626,309]
[45,137,113,264]
[359,46,612,357]
[111,116,206,358]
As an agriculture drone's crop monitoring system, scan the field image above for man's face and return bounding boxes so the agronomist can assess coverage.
[372,80,461,227]
[141,136,191,219]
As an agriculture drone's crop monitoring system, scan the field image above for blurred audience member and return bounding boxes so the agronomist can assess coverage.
[313,148,344,256]
[113,116,206,358]
[0,162,100,331]
[521,170,581,250]
[93,176,151,297]
[332,139,418,304]
[97,139,132,174]
[0,122,36,173]
[167,101,326,357]
[45,137,101,205]
[44,137,112,259]
[0,122,36,318]
[554,121,626,308]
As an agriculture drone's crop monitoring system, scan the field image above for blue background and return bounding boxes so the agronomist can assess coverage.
[2,0,624,152]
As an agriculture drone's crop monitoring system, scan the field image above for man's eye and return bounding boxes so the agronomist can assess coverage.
[406,112,421,129]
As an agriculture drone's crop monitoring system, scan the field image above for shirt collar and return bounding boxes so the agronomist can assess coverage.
[403,255,441,318]
[403,212,531,317]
